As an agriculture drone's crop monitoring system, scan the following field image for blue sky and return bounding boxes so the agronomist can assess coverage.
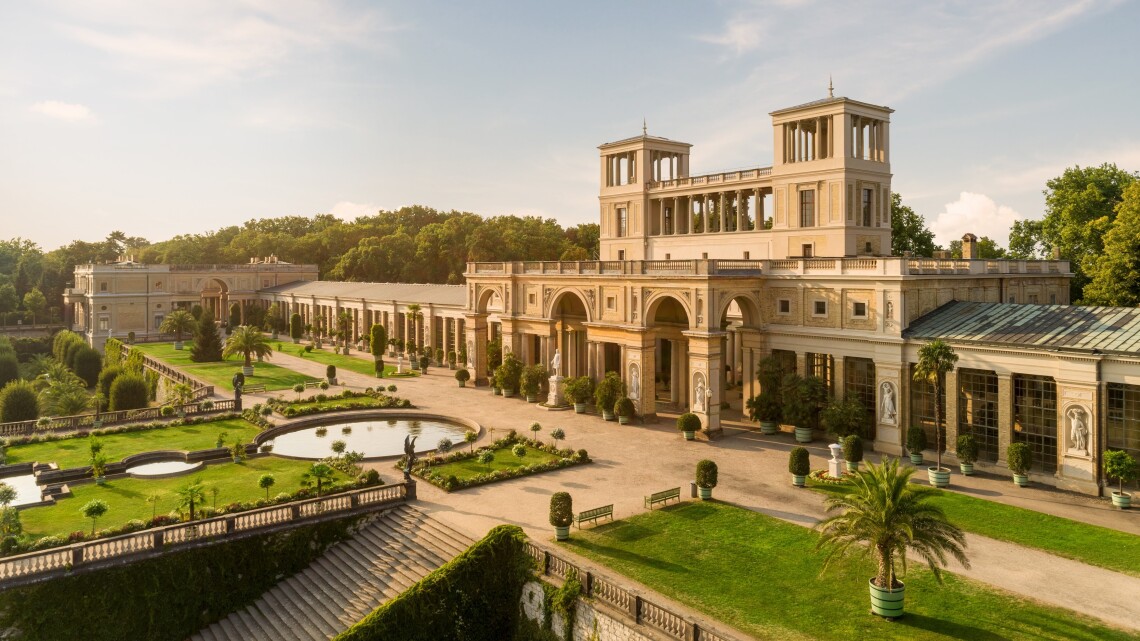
[2,0,1138,251]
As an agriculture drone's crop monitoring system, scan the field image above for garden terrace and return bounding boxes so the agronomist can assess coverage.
[277,344,398,378]
[0,398,235,439]
[405,434,589,492]
[134,342,317,391]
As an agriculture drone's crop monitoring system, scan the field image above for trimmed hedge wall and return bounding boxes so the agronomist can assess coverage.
[334,524,531,641]
[0,515,367,641]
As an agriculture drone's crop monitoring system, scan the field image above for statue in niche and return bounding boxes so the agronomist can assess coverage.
[1067,406,1089,455]
[467,340,474,368]
[629,365,640,401]
[879,381,897,425]
[694,374,707,413]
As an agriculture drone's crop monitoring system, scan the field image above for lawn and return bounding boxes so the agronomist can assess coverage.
[4,419,261,470]
[19,456,344,538]
[272,344,397,378]
[562,501,1133,641]
[430,446,561,481]
[280,396,396,412]
[810,482,1140,579]
[135,342,317,391]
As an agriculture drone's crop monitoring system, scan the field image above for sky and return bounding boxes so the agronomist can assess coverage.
[2,0,1138,251]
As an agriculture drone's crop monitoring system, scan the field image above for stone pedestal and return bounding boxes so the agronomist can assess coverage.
[547,375,566,407]
[828,442,844,477]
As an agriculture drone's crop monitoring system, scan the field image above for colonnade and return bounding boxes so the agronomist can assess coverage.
[648,189,771,236]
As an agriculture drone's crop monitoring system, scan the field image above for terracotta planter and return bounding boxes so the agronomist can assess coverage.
[869,578,905,618]
[927,467,951,488]
[554,525,570,541]
[760,421,778,435]
[1013,473,1029,487]
[683,431,695,441]
[697,486,712,500]
[959,462,974,476]
[908,453,923,465]
[794,427,813,443]
[574,403,587,413]
[1111,491,1131,509]
[792,474,806,487]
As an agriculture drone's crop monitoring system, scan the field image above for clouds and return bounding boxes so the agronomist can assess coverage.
[29,100,95,122]
[928,192,1023,247]
[329,201,382,221]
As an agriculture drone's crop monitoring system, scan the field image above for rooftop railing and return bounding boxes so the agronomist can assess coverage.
[648,167,773,191]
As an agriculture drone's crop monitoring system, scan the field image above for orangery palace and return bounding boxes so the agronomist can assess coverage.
[64,93,1140,496]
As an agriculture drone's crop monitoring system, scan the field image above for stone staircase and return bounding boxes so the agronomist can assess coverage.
[190,504,474,641]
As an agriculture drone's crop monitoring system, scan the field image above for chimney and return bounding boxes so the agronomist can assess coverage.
[961,233,978,260]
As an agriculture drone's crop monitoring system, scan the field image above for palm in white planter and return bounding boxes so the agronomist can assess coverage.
[912,340,958,488]
[222,325,274,377]
[160,310,197,350]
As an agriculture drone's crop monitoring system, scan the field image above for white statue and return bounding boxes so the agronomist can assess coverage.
[1068,406,1089,455]
[879,382,897,425]
[550,349,561,374]
[694,376,706,412]
[466,340,474,368]
[629,366,640,401]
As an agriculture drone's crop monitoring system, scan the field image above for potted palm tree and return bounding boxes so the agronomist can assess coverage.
[615,397,635,425]
[913,340,958,488]
[1007,442,1032,487]
[677,412,701,441]
[789,447,810,487]
[746,390,782,435]
[222,325,273,377]
[159,309,197,350]
[90,453,108,485]
[906,427,927,466]
[956,433,978,476]
[815,458,969,619]
[594,372,625,421]
[1103,450,1138,509]
[843,434,864,471]
[695,460,717,500]
[550,492,573,541]
[455,368,470,387]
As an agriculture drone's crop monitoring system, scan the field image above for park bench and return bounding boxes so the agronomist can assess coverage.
[644,487,680,510]
[576,504,613,529]
[243,384,267,393]
[303,381,324,389]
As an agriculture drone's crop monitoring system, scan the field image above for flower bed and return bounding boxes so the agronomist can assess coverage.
[268,390,412,418]
[807,469,852,485]
[397,431,590,492]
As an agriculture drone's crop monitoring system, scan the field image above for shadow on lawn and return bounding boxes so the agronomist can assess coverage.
[894,613,1010,641]
[567,537,691,575]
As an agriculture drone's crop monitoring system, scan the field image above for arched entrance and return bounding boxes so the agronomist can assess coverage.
[717,294,765,413]
[200,278,229,320]
[549,290,590,378]
[646,294,692,412]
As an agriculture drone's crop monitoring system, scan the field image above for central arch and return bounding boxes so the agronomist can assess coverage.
[646,294,692,410]
[549,289,590,378]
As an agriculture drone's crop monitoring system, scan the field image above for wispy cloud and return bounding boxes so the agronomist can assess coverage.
[29,100,96,122]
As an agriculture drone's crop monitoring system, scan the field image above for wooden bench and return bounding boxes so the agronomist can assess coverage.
[243,384,267,393]
[303,381,325,389]
[576,504,613,529]
[644,487,680,510]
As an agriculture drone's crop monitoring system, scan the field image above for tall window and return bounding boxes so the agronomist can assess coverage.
[845,357,876,438]
[1013,374,1057,474]
[664,207,673,234]
[909,363,944,450]
[861,188,873,226]
[1107,384,1140,470]
[958,369,999,462]
[800,190,815,227]
[617,207,628,237]
[806,352,833,394]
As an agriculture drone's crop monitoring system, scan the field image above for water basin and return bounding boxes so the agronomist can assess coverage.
[0,474,42,507]
[126,460,203,477]
[269,417,471,459]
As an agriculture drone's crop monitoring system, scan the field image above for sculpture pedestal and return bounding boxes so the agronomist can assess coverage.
[547,375,566,407]
[828,442,845,477]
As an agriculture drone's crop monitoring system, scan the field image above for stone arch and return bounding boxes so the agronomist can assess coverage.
[645,292,693,329]
[474,284,505,314]
[546,288,592,323]
[715,291,762,328]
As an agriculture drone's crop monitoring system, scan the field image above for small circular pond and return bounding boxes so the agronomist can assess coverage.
[126,460,203,477]
[268,417,471,460]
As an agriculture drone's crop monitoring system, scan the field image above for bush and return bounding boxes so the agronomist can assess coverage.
[304,345,314,353]
[0,380,39,422]
[96,366,122,402]
[746,390,781,423]
[1007,442,1032,475]
[562,376,594,404]
[842,434,864,463]
[109,373,149,412]
[575,449,589,463]
[594,371,625,414]
[906,426,928,454]
[614,396,635,418]
[1103,450,1139,495]
[821,396,869,439]
[160,406,175,417]
[511,443,526,458]
[0,353,19,389]
[326,364,336,379]
[455,368,470,383]
[549,492,573,527]
[290,313,303,341]
[318,381,329,391]
[519,364,545,397]
[695,459,718,489]
[387,385,397,392]
[789,447,810,476]
[956,433,979,465]
[676,412,701,433]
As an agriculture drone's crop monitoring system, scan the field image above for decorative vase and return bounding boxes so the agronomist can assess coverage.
[697,486,712,500]
[1013,473,1029,487]
[554,525,570,541]
[760,421,778,435]
[602,410,616,421]
[908,453,923,465]
[574,403,586,414]
[927,467,950,488]
[959,462,974,476]
[794,427,813,443]
[683,431,695,441]
[792,474,806,487]
[1111,491,1131,509]
[869,578,905,618]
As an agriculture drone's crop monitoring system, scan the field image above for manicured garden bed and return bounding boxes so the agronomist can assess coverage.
[134,342,317,391]
[270,390,411,418]
[276,345,397,378]
[401,433,589,492]
[562,501,1133,641]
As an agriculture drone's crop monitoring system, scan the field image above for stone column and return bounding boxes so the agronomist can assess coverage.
[833,357,845,401]
[686,331,724,438]
[465,314,489,386]
[997,372,1013,467]
[669,340,681,405]
[628,342,656,418]
[944,370,959,457]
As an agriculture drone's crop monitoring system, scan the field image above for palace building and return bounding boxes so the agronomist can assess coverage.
[65,92,1139,496]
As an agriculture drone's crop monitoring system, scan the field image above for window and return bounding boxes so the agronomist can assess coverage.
[528,293,536,305]
[852,302,867,318]
[98,315,110,331]
[909,363,944,450]
[617,250,626,261]
[800,190,815,227]
[99,282,108,292]
[1008,295,1016,303]
[862,188,873,226]
[844,357,876,436]
[606,296,616,310]
[806,352,834,394]
[664,207,673,234]
[617,207,628,237]
[743,251,750,259]
[958,369,999,463]
[1013,374,1058,474]
[702,252,708,259]
[1107,383,1140,466]
[777,299,791,315]
[153,314,164,330]
[1050,294,1057,305]
[813,300,827,316]
[154,281,162,290]
[665,253,671,259]
[262,279,270,288]
[801,244,814,258]
[1029,294,1039,304]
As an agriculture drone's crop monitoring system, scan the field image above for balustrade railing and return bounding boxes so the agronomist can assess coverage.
[648,166,772,191]
[0,398,235,438]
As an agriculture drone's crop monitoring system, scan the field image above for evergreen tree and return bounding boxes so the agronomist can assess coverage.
[190,311,224,363]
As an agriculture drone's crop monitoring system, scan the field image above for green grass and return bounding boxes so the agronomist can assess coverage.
[281,396,395,412]
[810,482,1140,579]
[19,457,343,538]
[562,501,1133,641]
[430,446,560,481]
[5,418,261,469]
[135,342,317,391]
[274,345,397,378]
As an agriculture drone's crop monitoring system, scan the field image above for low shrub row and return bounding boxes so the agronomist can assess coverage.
[1,413,245,451]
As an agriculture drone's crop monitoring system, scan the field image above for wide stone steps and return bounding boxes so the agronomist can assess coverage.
[190,504,474,641]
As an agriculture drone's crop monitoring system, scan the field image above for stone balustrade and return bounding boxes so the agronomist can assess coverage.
[647,167,773,191]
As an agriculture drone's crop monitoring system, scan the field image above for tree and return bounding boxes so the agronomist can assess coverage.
[97,366,122,402]
[815,458,969,593]
[81,499,109,535]
[258,474,276,500]
[821,396,870,440]
[0,380,39,422]
[39,376,91,416]
[0,284,17,314]
[912,340,958,473]
[948,236,1006,259]
[109,372,148,412]
[146,492,161,520]
[21,287,46,322]
[159,309,197,348]
[890,193,937,257]
[176,480,207,521]
[1007,220,1048,259]
[290,313,303,342]
[0,483,16,508]
[227,303,241,334]
[0,353,18,388]
[190,311,223,362]
[71,346,102,388]
[370,323,387,376]
[222,325,274,372]
[1083,182,1140,306]
[464,429,478,452]
[780,374,828,432]
[303,463,335,495]
[406,304,423,350]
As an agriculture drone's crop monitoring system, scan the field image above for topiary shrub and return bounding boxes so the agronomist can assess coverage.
[906,426,927,454]
[1103,450,1139,497]
[549,492,573,527]
[676,412,701,434]
[695,459,718,489]
[0,380,39,422]
[614,396,635,418]
[72,346,102,388]
[842,434,864,463]
[789,447,811,476]
[1007,442,1032,475]
[0,353,19,389]
[109,373,148,412]
[593,371,625,414]
[956,433,979,465]
[387,385,397,392]
[455,368,470,383]
[96,366,122,402]
[326,365,336,380]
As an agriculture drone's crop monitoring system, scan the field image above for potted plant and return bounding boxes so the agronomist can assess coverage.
[563,376,594,413]
[789,447,810,487]
[1103,450,1137,509]
[455,368,470,387]
[815,458,969,619]
[843,434,864,471]
[615,397,635,425]
[677,412,701,441]
[1007,442,1032,487]
[326,365,337,385]
[290,313,303,344]
[447,350,457,369]
[435,348,444,367]
[695,460,718,500]
[550,491,573,541]
[906,427,927,466]
[956,433,978,476]
[90,453,108,485]
[230,441,245,463]
[914,340,958,488]
[594,372,625,421]
[746,390,782,435]
[821,396,869,443]
[781,374,826,444]
[496,353,523,397]
[520,364,544,402]
[419,354,430,374]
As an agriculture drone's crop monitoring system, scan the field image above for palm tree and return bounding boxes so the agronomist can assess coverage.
[222,325,274,376]
[815,458,969,613]
[160,309,198,350]
[303,463,335,495]
[912,339,959,473]
[39,376,92,415]
[336,310,354,352]
[176,479,207,521]
[406,304,423,351]
[259,474,276,500]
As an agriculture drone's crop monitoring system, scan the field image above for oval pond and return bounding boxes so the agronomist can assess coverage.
[268,418,471,459]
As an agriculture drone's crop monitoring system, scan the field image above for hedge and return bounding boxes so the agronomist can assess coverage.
[0,380,39,422]
[72,346,103,388]
[334,524,531,641]
[0,515,368,641]
[0,353,18,388]
[109,372,148,412]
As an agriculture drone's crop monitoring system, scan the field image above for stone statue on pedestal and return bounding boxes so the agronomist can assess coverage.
[403,435,417,482]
